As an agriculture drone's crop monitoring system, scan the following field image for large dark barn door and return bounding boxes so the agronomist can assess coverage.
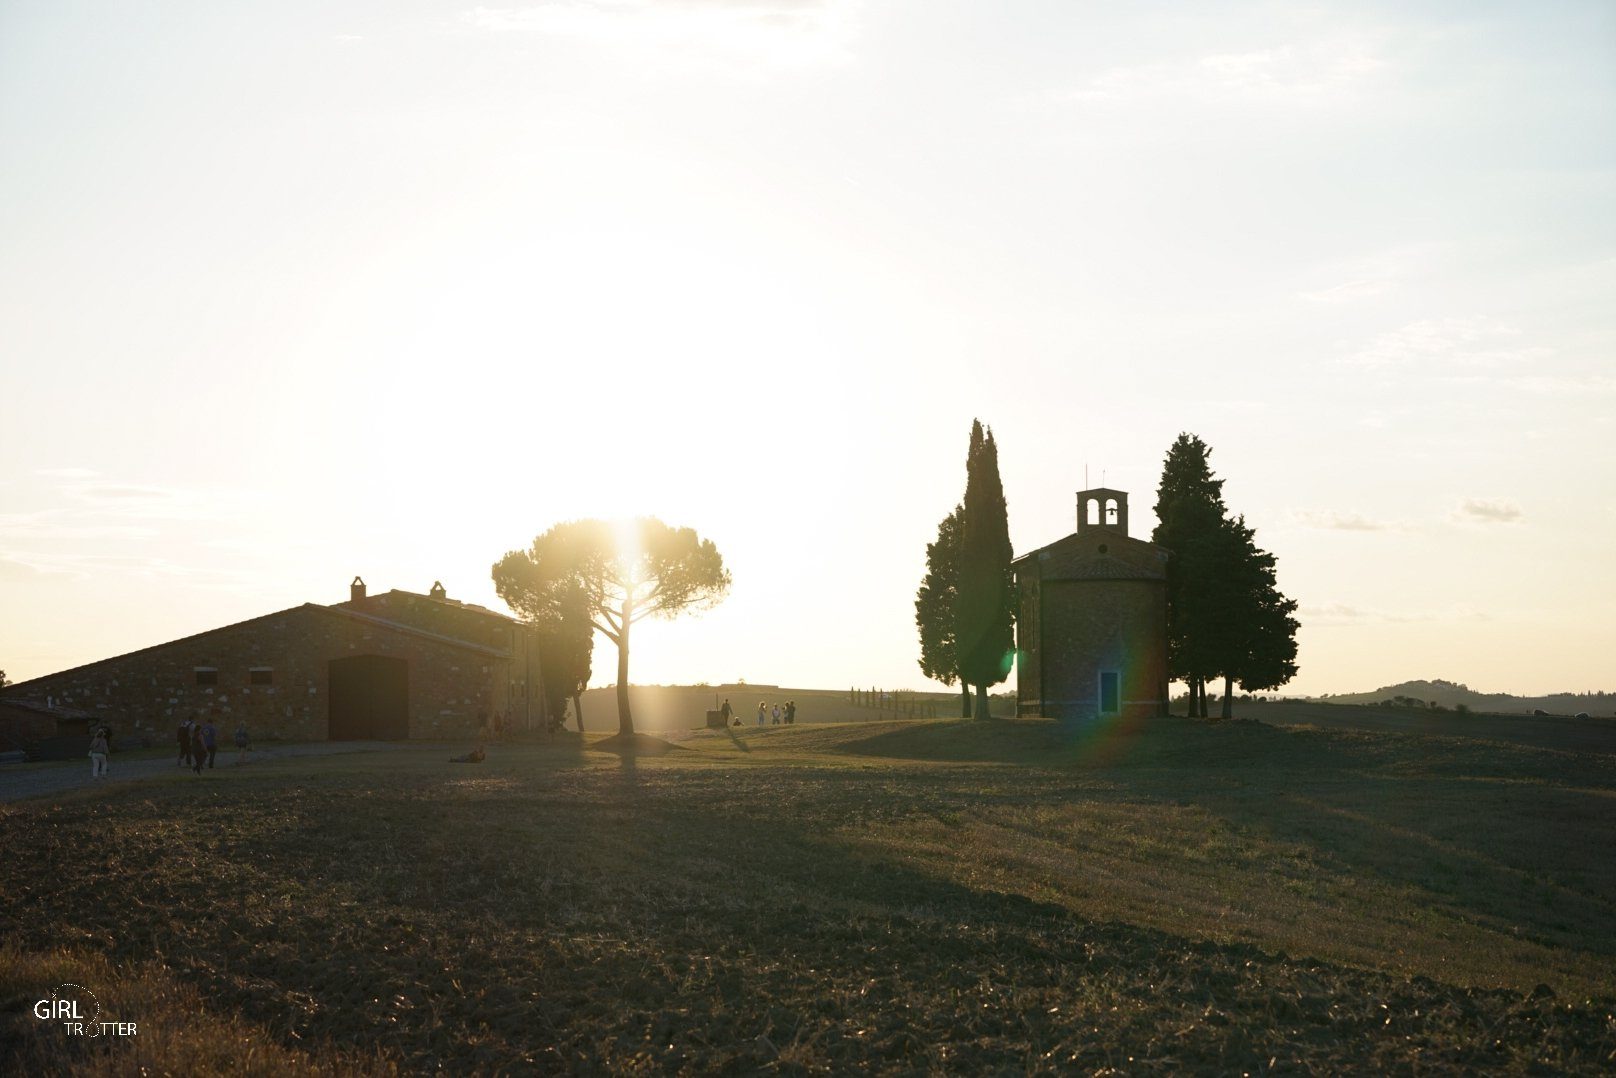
[328,655,409,740]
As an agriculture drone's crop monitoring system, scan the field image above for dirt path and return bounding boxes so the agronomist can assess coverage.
[0,742,402,803]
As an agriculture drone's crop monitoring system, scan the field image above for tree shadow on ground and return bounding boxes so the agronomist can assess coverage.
[3,761,1613,1073]
[827,717,1616,972]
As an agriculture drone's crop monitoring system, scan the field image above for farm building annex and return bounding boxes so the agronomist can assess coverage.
[0,578,545,744]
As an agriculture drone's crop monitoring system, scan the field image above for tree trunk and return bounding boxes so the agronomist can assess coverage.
[974,683,991,720]
[1222,676,1234,720]
[960,681,972,718]
[615,605,634,736]
[572,693,585,732]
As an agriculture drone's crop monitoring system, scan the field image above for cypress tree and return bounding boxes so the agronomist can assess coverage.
[1217,515,1300,714]
[1153,434,1300,718]
[915,503,973,717]
[956,420,1015,720]
[1153,434,1227,716]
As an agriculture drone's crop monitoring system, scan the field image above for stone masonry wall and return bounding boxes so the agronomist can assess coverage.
[0,605,507,742]
[344,592,545,729]
[1015,572,1043,716]
[1036,578,1168,723]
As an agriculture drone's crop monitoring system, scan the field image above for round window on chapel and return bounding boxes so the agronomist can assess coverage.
[1098,544,1109,554]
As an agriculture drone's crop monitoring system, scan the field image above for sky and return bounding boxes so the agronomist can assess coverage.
[2,0,1613,697]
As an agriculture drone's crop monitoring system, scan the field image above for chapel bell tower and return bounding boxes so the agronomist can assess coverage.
[1076,488,1130,537]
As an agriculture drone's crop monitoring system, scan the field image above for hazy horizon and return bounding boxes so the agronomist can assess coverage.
[3,2,1613,697]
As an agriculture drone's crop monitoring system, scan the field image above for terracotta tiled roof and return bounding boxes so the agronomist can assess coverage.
[340,589,523,625]
[1044,554,1165,581]
[1,602,508,691]
[317,606,510,656]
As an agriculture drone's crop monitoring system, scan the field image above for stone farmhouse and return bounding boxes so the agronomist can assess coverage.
[0,578,545,744]
[1013,488,1170,723]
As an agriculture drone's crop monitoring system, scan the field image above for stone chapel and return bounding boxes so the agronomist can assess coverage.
[1013,488,1170,723]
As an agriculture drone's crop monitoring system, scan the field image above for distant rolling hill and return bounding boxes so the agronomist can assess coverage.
[1314,679,1613,717]
[570,683,1009,732]
[561,679,1612,732]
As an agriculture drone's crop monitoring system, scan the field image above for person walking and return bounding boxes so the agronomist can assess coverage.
[201,717,219,769]
[234,721,251,765]
[757,701,766,726]
[176,719,192,767]
[89,726,110,779]
[190,722,206,775]
[785,701,796,725]
[721,698,733,725]
[771,704,781,725]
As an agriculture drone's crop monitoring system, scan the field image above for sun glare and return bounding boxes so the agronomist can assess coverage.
[612,518,645,586]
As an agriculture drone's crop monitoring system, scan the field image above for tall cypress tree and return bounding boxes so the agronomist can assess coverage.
[915,504,973,718]
[1152,434,1228,717]
[1153,434,1299,718]
[956,420,1015,720]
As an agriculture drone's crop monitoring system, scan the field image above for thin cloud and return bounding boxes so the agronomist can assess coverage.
[33,467,99,478]
[1290,509,1400,532]
[1298,279,1387,304]
[1301,602,1488,626]
[1295,242,1446,305]
[0,512,161,541]
[1453,498,1522,525]
[71,484,178,502]
[1065,40,1384,108]
[1443,373,1616,396]
[48,479,253,523]
[462,0,858,71]
[0,557,42,581]
[0,549,243,581]
[1345,318,1552,370]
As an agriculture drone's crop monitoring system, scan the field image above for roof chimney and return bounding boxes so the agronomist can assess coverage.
[429,580,447,600]
[350,576,366,603]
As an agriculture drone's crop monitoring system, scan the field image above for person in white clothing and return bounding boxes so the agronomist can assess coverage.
[89,727,110,778]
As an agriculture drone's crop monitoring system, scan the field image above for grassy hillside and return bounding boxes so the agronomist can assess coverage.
[3,716,1614,1073]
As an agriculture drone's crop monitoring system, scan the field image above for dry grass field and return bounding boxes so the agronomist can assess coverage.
[3,713,1614,1073]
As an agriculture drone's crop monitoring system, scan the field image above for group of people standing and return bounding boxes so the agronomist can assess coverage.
[175,716,250,774]
[757,700,797,726]
[84,715,251,780]
[717,698,799,727]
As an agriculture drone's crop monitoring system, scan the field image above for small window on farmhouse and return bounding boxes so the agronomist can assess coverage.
[194,668,218,686]
[1099,671,1120,715]
[250,668,273,686]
